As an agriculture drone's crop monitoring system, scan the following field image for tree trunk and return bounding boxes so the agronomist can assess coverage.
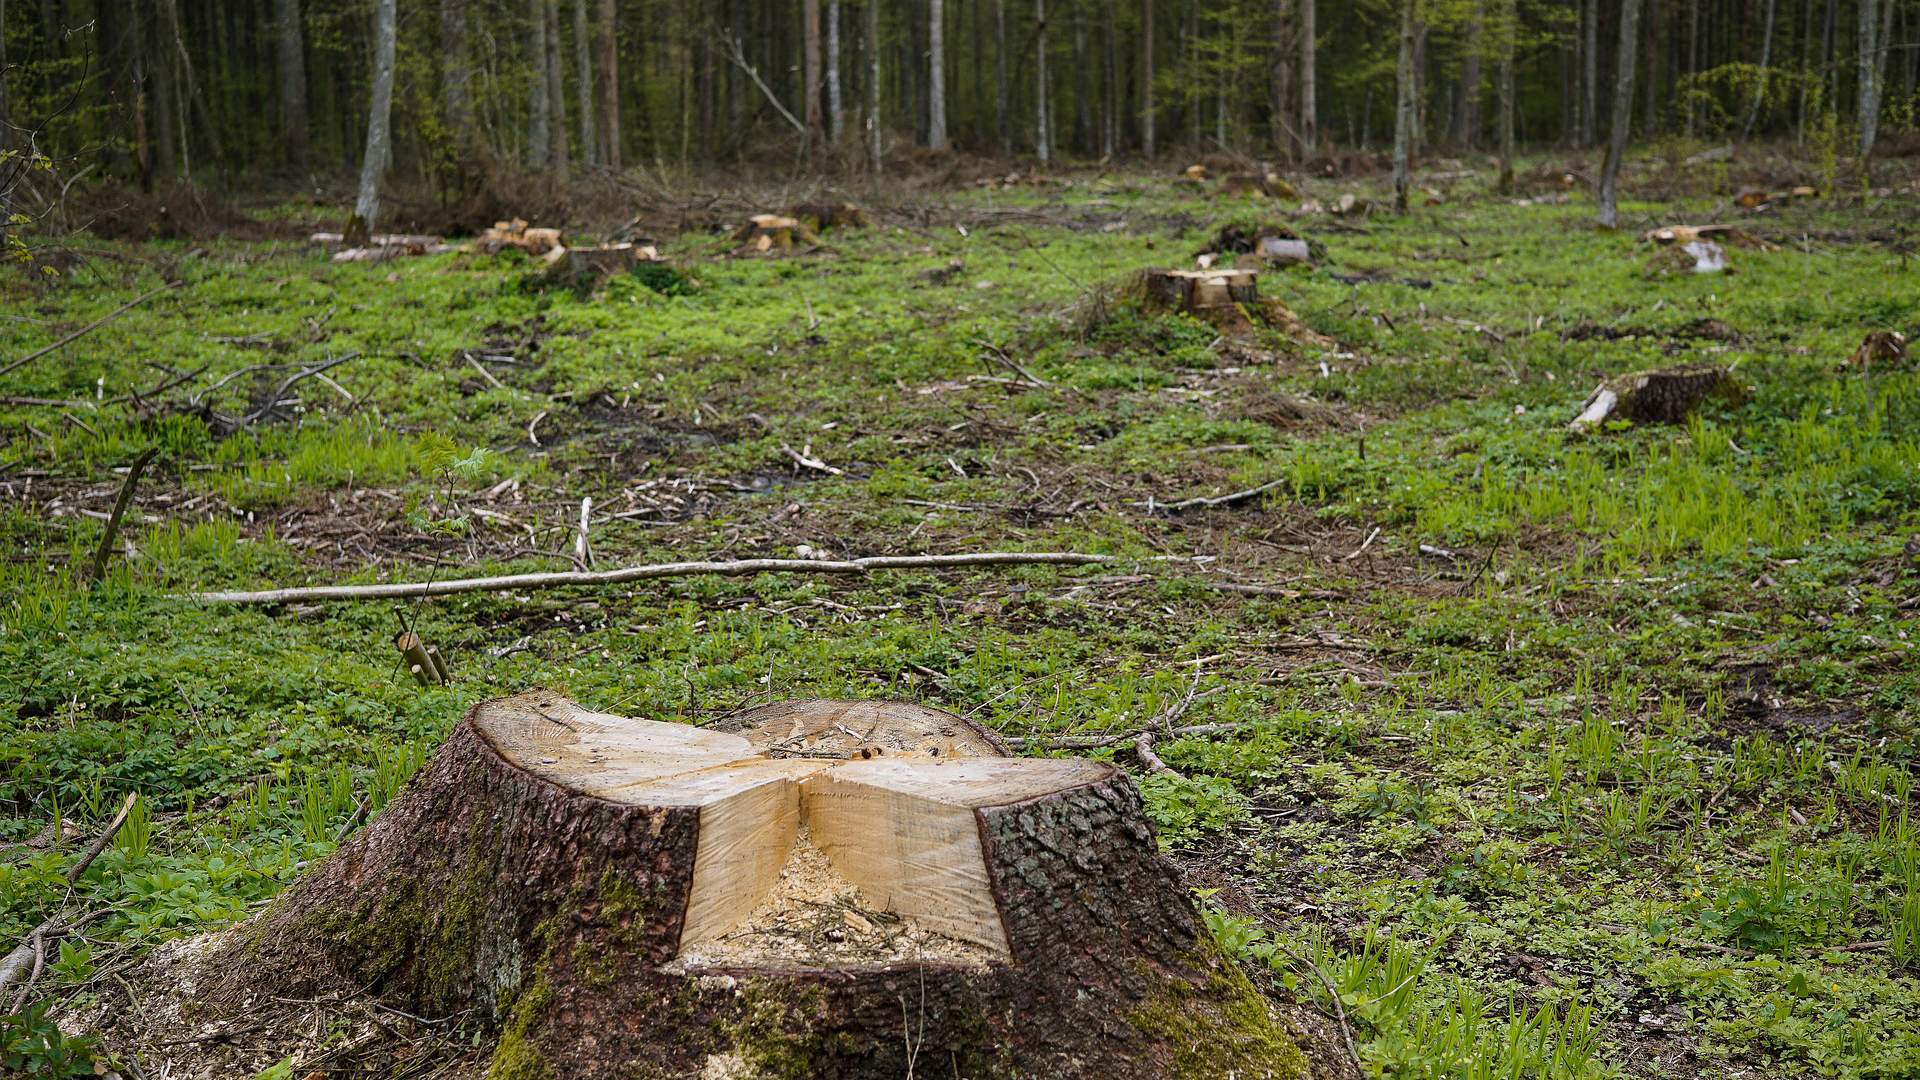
[1140,0,1155,157]
[441,0,476,155]
[352,0,396,237]
[273,0,307,171]
[1269,0,1293,158]
[1582,0,1599,144]
[929,0,948,149]
[804,0,825,149]
[574,0,595,165]
[546,0,569,175]
[1299,0,1315,154]
[1496,0,1516,192]
[1598,0,1643,227]
[1392,0,1416,212]
[1740,0,1777,137]
[1102,11,1118,158]
[193,692,1304,1080]
[150,0,177,181]
[528,0,550,167]
[0,0,9,148]
[596,0,619,168]
[867,0,883,172]
[827,0,844,140]
[1074,9,1091,152]
[1641,0,1658,135]
[1035,0,1051,163]
[995,0,1011,151]
[1454,0,1482,146]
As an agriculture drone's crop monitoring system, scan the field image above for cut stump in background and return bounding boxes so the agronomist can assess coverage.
[1136,268,1332,346]
[530,242,663,290]
[732,214,821,254]
[1568,364,1741,432]
[184,691,1307,1080]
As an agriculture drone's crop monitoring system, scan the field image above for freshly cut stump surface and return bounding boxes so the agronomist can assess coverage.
[204,690,1309,1079]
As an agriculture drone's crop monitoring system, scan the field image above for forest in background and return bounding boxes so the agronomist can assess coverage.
[1,0,1917,203]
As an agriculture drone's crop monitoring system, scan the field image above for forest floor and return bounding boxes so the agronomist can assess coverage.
[2,153,1919,1079]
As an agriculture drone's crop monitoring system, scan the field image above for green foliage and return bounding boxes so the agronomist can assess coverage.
[1,1002,103,1078]
[1139,772,1249,847]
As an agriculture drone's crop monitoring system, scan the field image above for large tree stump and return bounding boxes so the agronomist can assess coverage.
[203,691,1307,1080]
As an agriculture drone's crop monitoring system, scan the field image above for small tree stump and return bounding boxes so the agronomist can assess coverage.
[733,214,821,254]
[530,242,663,289]
[1143,268,1261,315]
[1569,364,1741,432]
[1848,330,1909,371]
[197,691,1306,1079]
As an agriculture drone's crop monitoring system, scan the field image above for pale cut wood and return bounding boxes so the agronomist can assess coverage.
[805,756,1113,954]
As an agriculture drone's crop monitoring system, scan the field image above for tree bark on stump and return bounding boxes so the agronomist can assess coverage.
[1569,364,1740,432]
[732,214,822,253]
[202,691,1306,1080]
[531,242,662,289]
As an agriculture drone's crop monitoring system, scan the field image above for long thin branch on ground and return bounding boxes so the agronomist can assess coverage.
[1005,720,1249,750]
[0,281,182,381]
[1137,478,1287,514]
[184,551,1203,605]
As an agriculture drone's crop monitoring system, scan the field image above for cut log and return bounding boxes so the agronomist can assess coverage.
[732,213,821,254]
[183,691,1304,1079]
[1569,364,1741,432]
[530,242,663,289]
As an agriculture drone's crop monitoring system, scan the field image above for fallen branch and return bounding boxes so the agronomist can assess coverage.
[1139,478,1287,514]
[183,551,1199,605]
[0,793,136,1005]
[80,447,159,585]
[1006,720,1250,750]
[1131,733,1182,777]
[782,443,845,475]
[0,282,181,381]
[1252,912,1365,1080]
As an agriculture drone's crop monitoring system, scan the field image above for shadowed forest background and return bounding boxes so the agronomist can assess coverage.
[2,0,1917,204]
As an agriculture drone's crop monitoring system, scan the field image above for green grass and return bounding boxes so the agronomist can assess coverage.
[2,161,1918,1078]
